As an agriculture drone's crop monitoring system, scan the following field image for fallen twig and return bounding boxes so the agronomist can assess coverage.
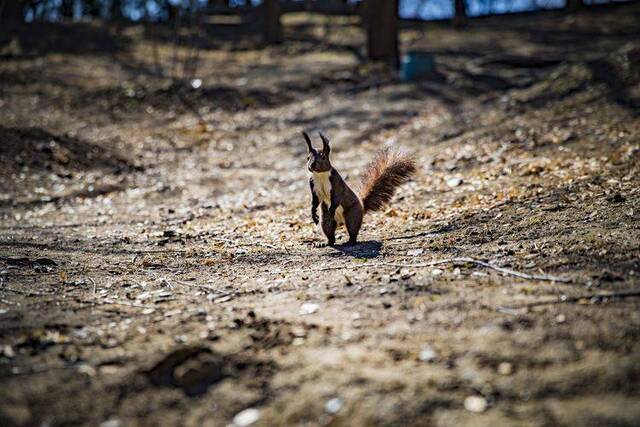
[210,237,280,250]
[311,257,572,283]
[131,239,281,254]
[89,277,97,299]
[134,248,188,254]
[166,278,223,293]
[0,277,53,296]
[74,297,155,309]
[498,290,640,310]
[149,274,236,300]
[0,363,80,378]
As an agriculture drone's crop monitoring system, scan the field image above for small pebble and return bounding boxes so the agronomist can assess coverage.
[446,177,463,187]
[2,345,15,358]
[77,364,96,377]
[431,268,443,276]
[498,362,513,376]
[464,396,488,413]
[419,346,437,362]
[300,303,319,315]
[233,408,260,427]
[325,397,343,414]
[556,314,566,323]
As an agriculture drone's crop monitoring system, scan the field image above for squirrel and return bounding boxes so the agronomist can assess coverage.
[303,131,416,246]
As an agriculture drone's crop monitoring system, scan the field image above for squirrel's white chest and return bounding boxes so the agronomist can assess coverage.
[312,172,344,225]
[312,172,332,205]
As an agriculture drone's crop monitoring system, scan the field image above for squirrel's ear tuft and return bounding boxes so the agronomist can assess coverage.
[302,131,314,153]
[319,132,330,155]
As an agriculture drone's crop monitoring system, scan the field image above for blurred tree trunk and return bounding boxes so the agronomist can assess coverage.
[453,0,467,27]
[167,0,179,22]
[111,0,122,20]
[60,0,74,19]
[83,0,101,18]
[360,0,368,26]
[263,0,282,44]
[1,0,23,32]
[367,0,399,68]
[212,0,229,8]
[566,0,585,11]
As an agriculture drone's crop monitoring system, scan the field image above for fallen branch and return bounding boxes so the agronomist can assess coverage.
[0,363,79,378]
[210,237,281,250]
[145,272,236,300]
[498,290,640,310]
[89,277,97,299]
[0,277,53,296]
[167,278,223,293]
[74,297,155,309]
[132,239,282,254]
[311,257,572,283]
[133,248,188,254]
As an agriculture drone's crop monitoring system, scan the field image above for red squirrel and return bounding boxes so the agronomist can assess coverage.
[304,131,416,246]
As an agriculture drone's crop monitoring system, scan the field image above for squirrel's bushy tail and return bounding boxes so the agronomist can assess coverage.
[359,148,416,212]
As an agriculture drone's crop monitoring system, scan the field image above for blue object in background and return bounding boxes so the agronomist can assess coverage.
[400,51,436,81]
[22,0,628,24]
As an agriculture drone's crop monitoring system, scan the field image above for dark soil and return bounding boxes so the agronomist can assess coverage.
[1,5,639,427]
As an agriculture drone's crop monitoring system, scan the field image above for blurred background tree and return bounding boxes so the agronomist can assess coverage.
[453,0,467,26]
[263,0,282,43]
[566,0,586,10]
[367,0,399,67]
[1,0,24,30]
[2,0,625,26]
[0,0,630,62]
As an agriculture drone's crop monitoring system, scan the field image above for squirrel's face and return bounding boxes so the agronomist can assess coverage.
[303,131,332,173]
[307,150,331,173]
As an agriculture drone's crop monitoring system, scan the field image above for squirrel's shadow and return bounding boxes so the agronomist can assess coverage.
[330,240,382,259]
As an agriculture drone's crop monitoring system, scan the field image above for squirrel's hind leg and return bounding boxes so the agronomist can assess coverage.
[345,205,363,245]
[321,205,337,246]
[322,219,337,246]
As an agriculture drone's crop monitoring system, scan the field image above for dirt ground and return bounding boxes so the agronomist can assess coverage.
[1,4,640,426]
